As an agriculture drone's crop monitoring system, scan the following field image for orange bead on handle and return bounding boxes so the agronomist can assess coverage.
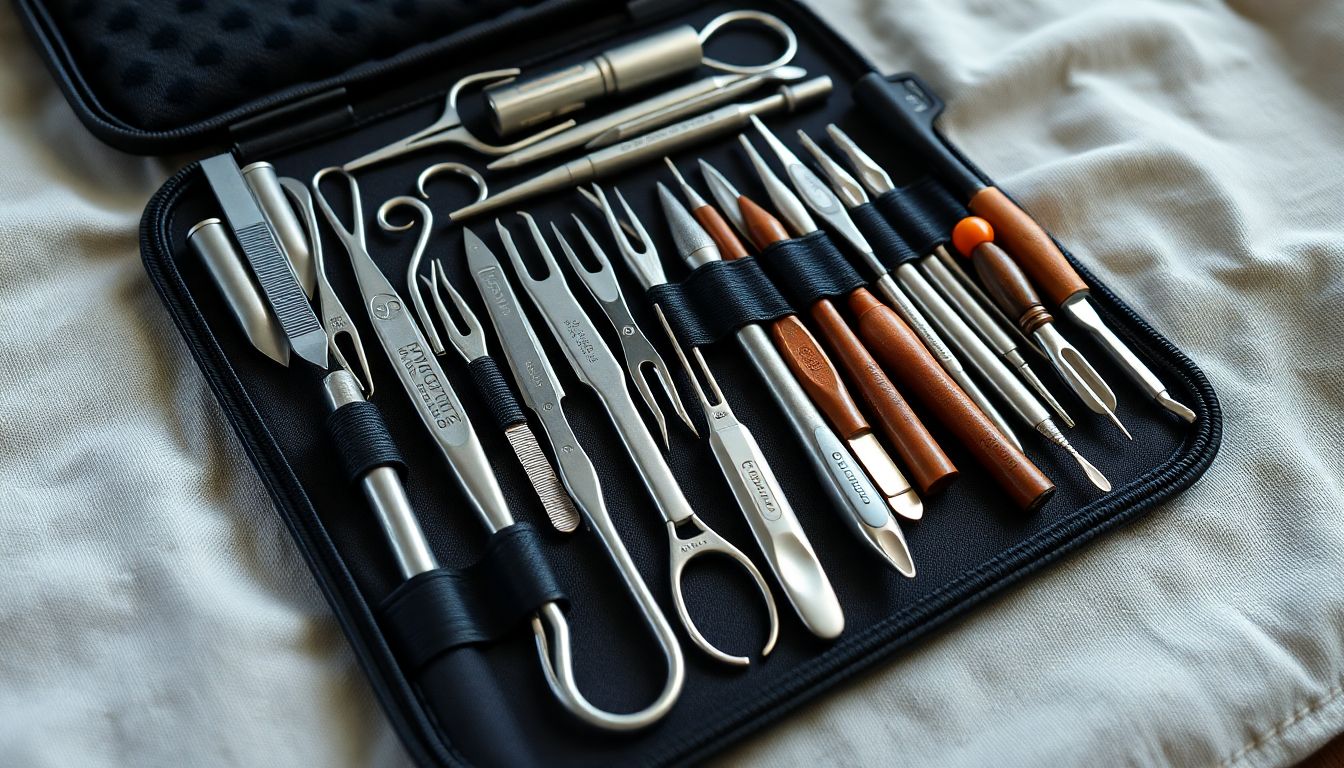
[955,217,1055,337]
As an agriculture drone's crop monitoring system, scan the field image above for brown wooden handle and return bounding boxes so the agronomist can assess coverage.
[691,205,750,260]
[972,241,1054,335]
[769,315,869,439]
[848,288,1055,511]
[968,186,1088,308]
[740,195,791,251]
[810,299,958,495]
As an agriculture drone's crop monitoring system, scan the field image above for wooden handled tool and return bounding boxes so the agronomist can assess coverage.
[661,163,922,515]
[736,195,959,496]
[852,72,1197,423]
[848,289,1055,512]
[953,217,1131,439]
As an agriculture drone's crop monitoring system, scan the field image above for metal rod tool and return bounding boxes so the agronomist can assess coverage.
[489,66,807,170]
[496,213,779,667]
[748,119,1110,492]
[854,72,1196,423]
[619,183,917,574]
[954,217,1132,439]
[484,10,798,135]
[806,127,1073,427]
[652,304,845,639]
[449,77,834,221]
[186,218,291,367]
[200,153,328,368]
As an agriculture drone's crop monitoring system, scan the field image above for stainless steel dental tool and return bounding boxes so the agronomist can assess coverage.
[448,77,833,221]
[201,153,328,368]
[487,66,807,170]
[484,10,798,135]
[186,218,290,367]
[652,304,846,639]
[376,194,580,534]
[495,213,779,667]
[746,119,1111,492]
[309,167,680,730]
[342,69,577,172]
[278,177,374,394]
[795,129,1075,429]
[633,183,918,576]
[460,228,685,729]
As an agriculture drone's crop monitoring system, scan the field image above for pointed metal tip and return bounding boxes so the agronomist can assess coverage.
[1156,391,1197,423]
[866,517,917,578]
[1108,410,1135,441]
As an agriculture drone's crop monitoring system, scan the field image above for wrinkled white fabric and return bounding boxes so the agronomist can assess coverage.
[0,0,1340,766]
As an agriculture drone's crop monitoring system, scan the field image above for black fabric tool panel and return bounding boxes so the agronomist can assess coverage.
[126,1,1221,765]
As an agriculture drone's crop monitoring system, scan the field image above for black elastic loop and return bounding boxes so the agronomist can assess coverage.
[755,230,866,307]
[379,523,566,672]
[326,400,407,483]
[850,203,920,270]
[467,356,526,430]
[875,177,968,255]
[647,257,794,347]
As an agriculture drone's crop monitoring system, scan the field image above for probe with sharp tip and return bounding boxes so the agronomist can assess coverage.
[449,77,834,222]
[697,160,1052,509]
[814,126,1073,428]
[747,118,1111,492]
[954,217,1132,440]
[676,159,958,498]
[652,303,845,640]
[659,168,921,516]
[853,73,1196,423]
[736,125,1022,452]
[647,182,918,575]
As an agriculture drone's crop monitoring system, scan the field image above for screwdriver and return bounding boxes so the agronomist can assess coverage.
[698,160,1054,510]
[747,119,1110,492]
[953,217,1132,440]
[686,159,959,497]
[815,125,1073,428]
[853,72,1196,423]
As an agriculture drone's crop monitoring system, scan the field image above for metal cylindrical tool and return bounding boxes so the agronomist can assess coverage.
[187,218,290,366]
[242,161,315,299]
[487,26,705,135]
[450,77,832,221]
[321,370,438,578]
[728,187,959,497]
[852,72,1196,423]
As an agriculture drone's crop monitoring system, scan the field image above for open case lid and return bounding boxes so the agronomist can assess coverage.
[11,0,631,155]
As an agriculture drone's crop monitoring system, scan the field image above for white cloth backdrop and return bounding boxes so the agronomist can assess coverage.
[1,0,1341,765]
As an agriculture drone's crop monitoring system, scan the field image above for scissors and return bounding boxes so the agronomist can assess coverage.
[342,69,578,172]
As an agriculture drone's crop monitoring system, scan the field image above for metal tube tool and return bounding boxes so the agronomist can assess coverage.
[484,10,798,135]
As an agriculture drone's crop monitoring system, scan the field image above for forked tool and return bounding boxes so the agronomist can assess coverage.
[497,213,779,667]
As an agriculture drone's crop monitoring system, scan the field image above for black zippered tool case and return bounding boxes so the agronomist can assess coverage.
[14,0,1222,764]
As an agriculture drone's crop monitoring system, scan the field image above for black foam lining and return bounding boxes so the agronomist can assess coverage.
[33,0,543,131]
[136,1,1220,765]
